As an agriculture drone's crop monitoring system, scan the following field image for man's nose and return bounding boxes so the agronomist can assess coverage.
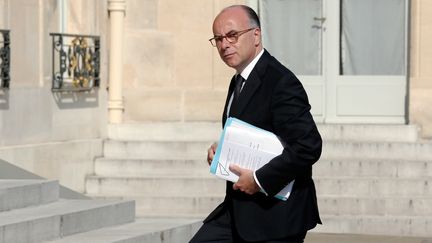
[220,37,231,49]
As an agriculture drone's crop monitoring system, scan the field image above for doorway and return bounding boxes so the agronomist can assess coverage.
[257,0,408,124]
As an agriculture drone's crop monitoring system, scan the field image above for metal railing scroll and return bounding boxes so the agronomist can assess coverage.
[50,33,100,92]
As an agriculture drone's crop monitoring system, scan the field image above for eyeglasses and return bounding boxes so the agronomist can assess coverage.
[209,28,256,47]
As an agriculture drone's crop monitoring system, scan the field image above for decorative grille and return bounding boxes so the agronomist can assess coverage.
[50,33,100,92]
[0,29,10,89]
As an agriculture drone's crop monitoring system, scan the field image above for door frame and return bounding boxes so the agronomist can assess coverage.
[324,0,409,124]
[248,0,409,124]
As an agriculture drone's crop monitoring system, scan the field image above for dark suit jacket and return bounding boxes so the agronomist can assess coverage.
[205,50,322,241]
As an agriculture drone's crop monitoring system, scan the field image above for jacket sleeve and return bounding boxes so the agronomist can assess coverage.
[255,72,322,197]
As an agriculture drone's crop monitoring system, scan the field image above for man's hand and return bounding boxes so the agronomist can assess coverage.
[207,142,218,165]
[229,164,260,195]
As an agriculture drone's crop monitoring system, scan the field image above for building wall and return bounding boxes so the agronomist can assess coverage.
[122,0,244,122]
[410,0,432,138]
[0,0,431,193]
[122,0,431,138]
[0,0,108,192]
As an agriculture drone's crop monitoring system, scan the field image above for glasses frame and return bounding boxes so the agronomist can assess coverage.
[209,27,256,47]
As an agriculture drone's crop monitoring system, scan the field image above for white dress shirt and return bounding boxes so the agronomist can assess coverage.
[226,49,268,195]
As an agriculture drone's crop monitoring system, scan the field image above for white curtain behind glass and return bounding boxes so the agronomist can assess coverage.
[341,0,406,75]
[260,0,322,75]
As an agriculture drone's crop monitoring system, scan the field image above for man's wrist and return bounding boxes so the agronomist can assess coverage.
[253,171,268,196]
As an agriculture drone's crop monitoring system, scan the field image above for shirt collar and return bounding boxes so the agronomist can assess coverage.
[238,49,264,80]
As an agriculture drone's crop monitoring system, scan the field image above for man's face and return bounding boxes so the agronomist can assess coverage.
[212,7,261,72]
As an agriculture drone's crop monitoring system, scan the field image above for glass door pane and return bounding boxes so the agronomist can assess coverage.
[340,0,406,75]
[260,0,323,75]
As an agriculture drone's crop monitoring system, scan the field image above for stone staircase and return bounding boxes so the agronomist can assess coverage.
[313,125,432,236]
[0,179,200,242]
[0,179,133,242]
[86,122,432,237]
[86,123,223,218]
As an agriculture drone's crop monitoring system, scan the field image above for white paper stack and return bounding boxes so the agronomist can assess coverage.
[210,117,294,200]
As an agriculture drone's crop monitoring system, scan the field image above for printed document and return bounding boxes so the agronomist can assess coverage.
[210,117,294,200]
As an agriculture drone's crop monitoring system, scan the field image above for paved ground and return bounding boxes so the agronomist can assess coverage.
[305,233,432,243]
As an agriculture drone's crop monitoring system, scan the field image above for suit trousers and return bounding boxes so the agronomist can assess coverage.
[189,207,306,243]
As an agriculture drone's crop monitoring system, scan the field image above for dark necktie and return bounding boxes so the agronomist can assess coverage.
[233,74,244,103]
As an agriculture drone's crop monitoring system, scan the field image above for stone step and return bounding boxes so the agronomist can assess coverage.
[134,196,220,218]
[315,177,432,197]
[86,175,225,197]
[87,194,432,219]
[0,179,58,212]
[107,122,221,141]
[314,159,432,178]
[86,175,431,198]
[94,158,209,176]
[107,123,419,142]
[94,158,432,178]
[0,199,134,243]
[318,196,432,216]
[312,215,432,237]
[103,140,210,160]
[318,124,419,142]
[45,218,201,243]
[103,140,432,160]
[87,195,224,218]
[322,141,432,160]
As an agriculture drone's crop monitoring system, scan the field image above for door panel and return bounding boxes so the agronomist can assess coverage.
[260,0,323,75]
[336,78,406,116]
[340,0,406,75]
[329,0,408,123]
[257,0,408,124]
[303,80,324,117]
[260,0,326,122]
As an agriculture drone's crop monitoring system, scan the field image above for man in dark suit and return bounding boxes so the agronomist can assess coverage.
[190,5,322,243]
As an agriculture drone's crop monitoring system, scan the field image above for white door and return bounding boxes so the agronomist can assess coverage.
[256,0,408,124]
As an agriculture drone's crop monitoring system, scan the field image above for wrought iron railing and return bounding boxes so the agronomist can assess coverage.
[50,33,100,92]
[0,29,10,89]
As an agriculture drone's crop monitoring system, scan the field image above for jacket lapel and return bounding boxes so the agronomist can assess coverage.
[230,50,270,117]
[229,71,261,116]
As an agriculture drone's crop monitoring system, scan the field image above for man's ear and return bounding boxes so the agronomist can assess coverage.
[254,28,262,46]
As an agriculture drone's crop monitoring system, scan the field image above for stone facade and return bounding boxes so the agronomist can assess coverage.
[0,0,108,192]
[121,0,432,139]
[0,0,431,194]
[122,0,244,122]
[410,0,432,138]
